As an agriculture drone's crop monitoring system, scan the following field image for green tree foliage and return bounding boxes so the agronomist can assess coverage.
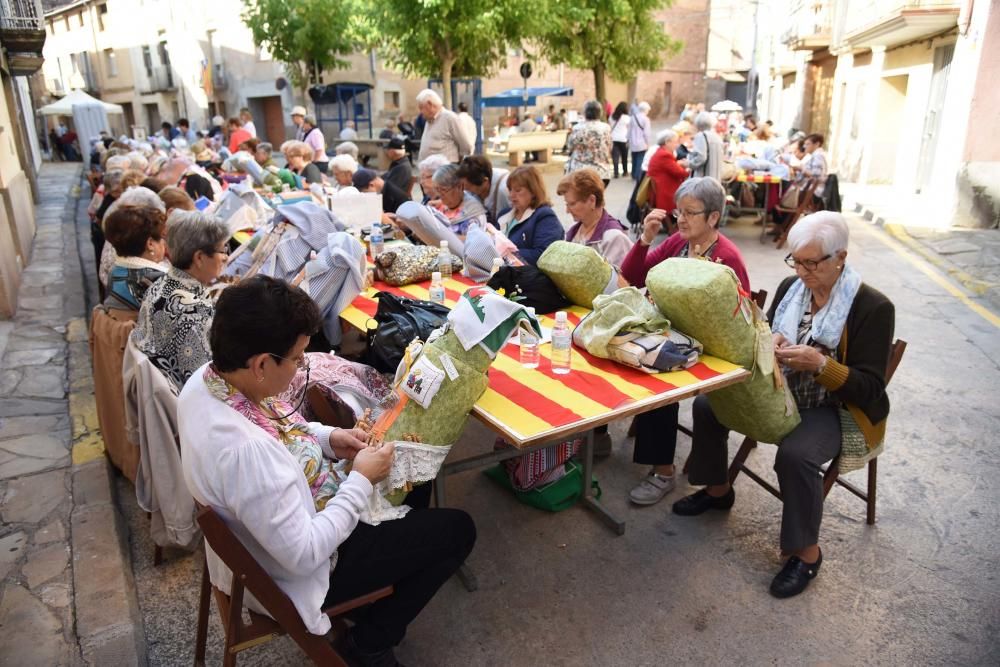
[362,0,534,107]
[241,0,360,95]
[534,0,683,105]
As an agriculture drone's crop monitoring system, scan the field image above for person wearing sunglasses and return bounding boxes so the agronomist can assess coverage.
[674,212,894,599]
[178,276,476,666]
[132,210,231,389]
[619,177,751,508]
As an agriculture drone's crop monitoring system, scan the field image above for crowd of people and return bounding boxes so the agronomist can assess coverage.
[77,87,888,666]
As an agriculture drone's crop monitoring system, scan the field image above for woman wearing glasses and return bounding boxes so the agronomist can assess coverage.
[619,177,751,508]
[674,212,894,599]
[395,162,488,256]
[132,210,231,390]
[178,276,476,666]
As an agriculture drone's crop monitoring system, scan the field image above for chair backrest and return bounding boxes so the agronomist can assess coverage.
[750,289,768,311]
[795,178,819,212]
[196,506,311,634]
[885,339,906,385]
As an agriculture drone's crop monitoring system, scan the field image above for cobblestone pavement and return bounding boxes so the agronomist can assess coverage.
[0,163,142,666]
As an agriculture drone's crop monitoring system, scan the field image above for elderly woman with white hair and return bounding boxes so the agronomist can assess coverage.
[328,153,359,193]
[417,154,450,203]
[674,211,895,599]
[395,162,487,256]
[132,211,231,388]
[620,177,749,506]
[415,88,472,162]
[686,111,724,181]
[629,100,653,181]
[645,129,689,215]
[284,140,326,186]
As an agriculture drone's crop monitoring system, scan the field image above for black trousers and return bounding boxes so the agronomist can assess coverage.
[631,403,679,466]
[685,395,841,551]
[324,508,476,652]
[612,141,629,177]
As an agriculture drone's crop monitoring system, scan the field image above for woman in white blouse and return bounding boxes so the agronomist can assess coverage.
[178,276,475,667]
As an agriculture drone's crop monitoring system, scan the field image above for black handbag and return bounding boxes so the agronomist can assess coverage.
[486,265,572,314]
[365,292,450,372]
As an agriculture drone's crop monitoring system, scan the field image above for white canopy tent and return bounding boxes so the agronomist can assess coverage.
[39,89,124,152]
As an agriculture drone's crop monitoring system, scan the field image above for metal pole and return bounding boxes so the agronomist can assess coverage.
[748,0,761,115]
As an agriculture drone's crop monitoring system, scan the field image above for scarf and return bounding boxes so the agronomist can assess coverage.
[772,264,862,349]
[203,364,348,510]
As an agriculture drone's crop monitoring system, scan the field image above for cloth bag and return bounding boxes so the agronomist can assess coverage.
[486,264,572,314]
[645,258,800,444]
[365,292,451,373]
[374,245,462,286]
[537,241,619,308]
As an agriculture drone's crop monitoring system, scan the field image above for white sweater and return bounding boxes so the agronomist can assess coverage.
[178,363,373,635]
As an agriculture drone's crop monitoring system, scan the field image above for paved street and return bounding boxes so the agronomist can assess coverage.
[1,161,997,665]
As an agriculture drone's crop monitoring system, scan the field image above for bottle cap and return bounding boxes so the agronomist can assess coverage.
[431,271,442,281]
[555,311,567,323]
[440,240,449,248]
[370,222,380,233]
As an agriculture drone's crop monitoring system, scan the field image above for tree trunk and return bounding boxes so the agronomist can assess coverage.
[592,62,607,114]
[441,57,455,109]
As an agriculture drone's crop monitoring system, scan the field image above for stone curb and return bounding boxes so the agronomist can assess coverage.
[62,172,146,666]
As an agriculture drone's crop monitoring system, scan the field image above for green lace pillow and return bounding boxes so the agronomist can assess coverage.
[537,241,614,308]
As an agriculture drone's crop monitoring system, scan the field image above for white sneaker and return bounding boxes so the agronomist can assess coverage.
[628,471,676,506]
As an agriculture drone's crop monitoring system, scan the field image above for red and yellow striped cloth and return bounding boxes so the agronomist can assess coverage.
[736,171,784,184]
[341,275,747,447]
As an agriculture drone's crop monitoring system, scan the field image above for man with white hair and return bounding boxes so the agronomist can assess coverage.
[628,101,653,181]
[339,120,358,141]
[415,89,472,162]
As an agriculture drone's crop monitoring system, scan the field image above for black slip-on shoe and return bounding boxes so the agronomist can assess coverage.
[671,487,736,516]
[769,549,823,599]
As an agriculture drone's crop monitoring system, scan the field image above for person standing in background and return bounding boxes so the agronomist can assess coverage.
[628,101,653,181]
[415,89,472,163]
[240,108,257,137]
[609,102,631,178]
[456,102,478,150]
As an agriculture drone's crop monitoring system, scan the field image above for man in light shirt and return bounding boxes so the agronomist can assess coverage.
[456,101,477,150]
[415,89,472,162]
[240,107,257,137]
[291,105,307,141]
[339,120,358,141]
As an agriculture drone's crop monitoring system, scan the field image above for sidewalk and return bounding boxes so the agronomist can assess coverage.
[842,182,1000,313]
[0,163,143,665]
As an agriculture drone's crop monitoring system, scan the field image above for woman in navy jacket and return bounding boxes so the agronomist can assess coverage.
[497,165,565,265]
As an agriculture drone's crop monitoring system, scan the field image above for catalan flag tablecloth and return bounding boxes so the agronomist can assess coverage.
[736,171,784,184]
[341,274,748,448]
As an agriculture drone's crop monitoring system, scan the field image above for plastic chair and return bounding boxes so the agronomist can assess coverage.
[193,506,393,666]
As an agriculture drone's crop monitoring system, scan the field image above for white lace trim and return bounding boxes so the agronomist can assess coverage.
[358,441,452,526]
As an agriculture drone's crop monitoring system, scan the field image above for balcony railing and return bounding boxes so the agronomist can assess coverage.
[782,1,832,50]
[0,0,46,73]
[139,65,176,93]
[212,65,228,91]
[840,0,961,44]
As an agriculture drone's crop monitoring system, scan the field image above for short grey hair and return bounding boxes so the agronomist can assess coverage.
[418,154,450,176]
[330,153,358,174]
[637,101,651,113]
[656,129,677,146]
[103,169,126,191]
[105,155,131,171]
[583,100,602,121]
[432,163,461,189]
[105,185,166,221]
[674,177,726,227]
[694,111,714,131]
[335,141,359,158]
[256,142,272,157]
[166,210,231,270]
[415,89,442,106]
[787,211,849,256]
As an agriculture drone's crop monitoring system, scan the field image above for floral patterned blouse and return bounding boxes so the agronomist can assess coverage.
[203,364,349,511]
[565,120,613,180]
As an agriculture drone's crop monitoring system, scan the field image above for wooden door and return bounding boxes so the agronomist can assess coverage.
[260,96,285,146]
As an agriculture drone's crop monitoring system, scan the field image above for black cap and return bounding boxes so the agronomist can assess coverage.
[352,168,378,190]
[386,136,406,150]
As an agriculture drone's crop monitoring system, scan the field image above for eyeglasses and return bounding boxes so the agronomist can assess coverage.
[265,354,310,421]
[204,247,229,257]
[672,209,706,219]
[269,353,310,371]
[784,253,832,271]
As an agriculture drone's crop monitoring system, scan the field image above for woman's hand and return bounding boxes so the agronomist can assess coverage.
[772,332,789,349]
[329,428,369,461]
[641,208,668,245]
[352,442,395,484]
[774,344,826,373]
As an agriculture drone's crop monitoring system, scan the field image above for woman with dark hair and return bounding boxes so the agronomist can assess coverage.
[103,192,168,311]
[177,276,476,666]
[609,101,631,178]
[184,173,215,202]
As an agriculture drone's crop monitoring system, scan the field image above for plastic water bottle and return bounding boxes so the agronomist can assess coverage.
[429,271,445,304]
[551,311,572,375]
[490,257,503,277]
[438,240,452,279]
[369,223,384,258]
[519,307,539,368]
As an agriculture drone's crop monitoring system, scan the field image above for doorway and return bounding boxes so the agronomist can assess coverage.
[144,102,160,134]
[870,75,907,183]
[663,81,672,118]
[249,95,285,146]
[915,44,954,193]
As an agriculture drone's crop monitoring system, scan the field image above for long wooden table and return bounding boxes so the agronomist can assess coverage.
[341,274,749,563]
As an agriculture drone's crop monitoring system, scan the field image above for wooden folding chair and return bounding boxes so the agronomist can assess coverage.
[677,289,768,472]
[773,178,819,249]
[193,506,393,667]
[726,339,906,526]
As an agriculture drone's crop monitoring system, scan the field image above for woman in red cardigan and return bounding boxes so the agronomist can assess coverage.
[646,129,689,214]
[619,176,751,508]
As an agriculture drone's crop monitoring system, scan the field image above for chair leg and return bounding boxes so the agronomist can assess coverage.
[153,545,164,566]
[866,458,878,525]
[726,437,757,486]
[194,555,211,667]
[822,461,839,497]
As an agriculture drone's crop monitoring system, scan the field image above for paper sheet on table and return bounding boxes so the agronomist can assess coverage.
[327,192,383,229]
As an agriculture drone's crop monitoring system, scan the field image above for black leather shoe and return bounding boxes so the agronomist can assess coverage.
[769,550,823,599]
[671,488,735,516]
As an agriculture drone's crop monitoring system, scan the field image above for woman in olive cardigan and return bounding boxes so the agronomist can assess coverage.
[673,212,894,599]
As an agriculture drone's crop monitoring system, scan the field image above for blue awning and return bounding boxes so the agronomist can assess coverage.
[481,86,574,108]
